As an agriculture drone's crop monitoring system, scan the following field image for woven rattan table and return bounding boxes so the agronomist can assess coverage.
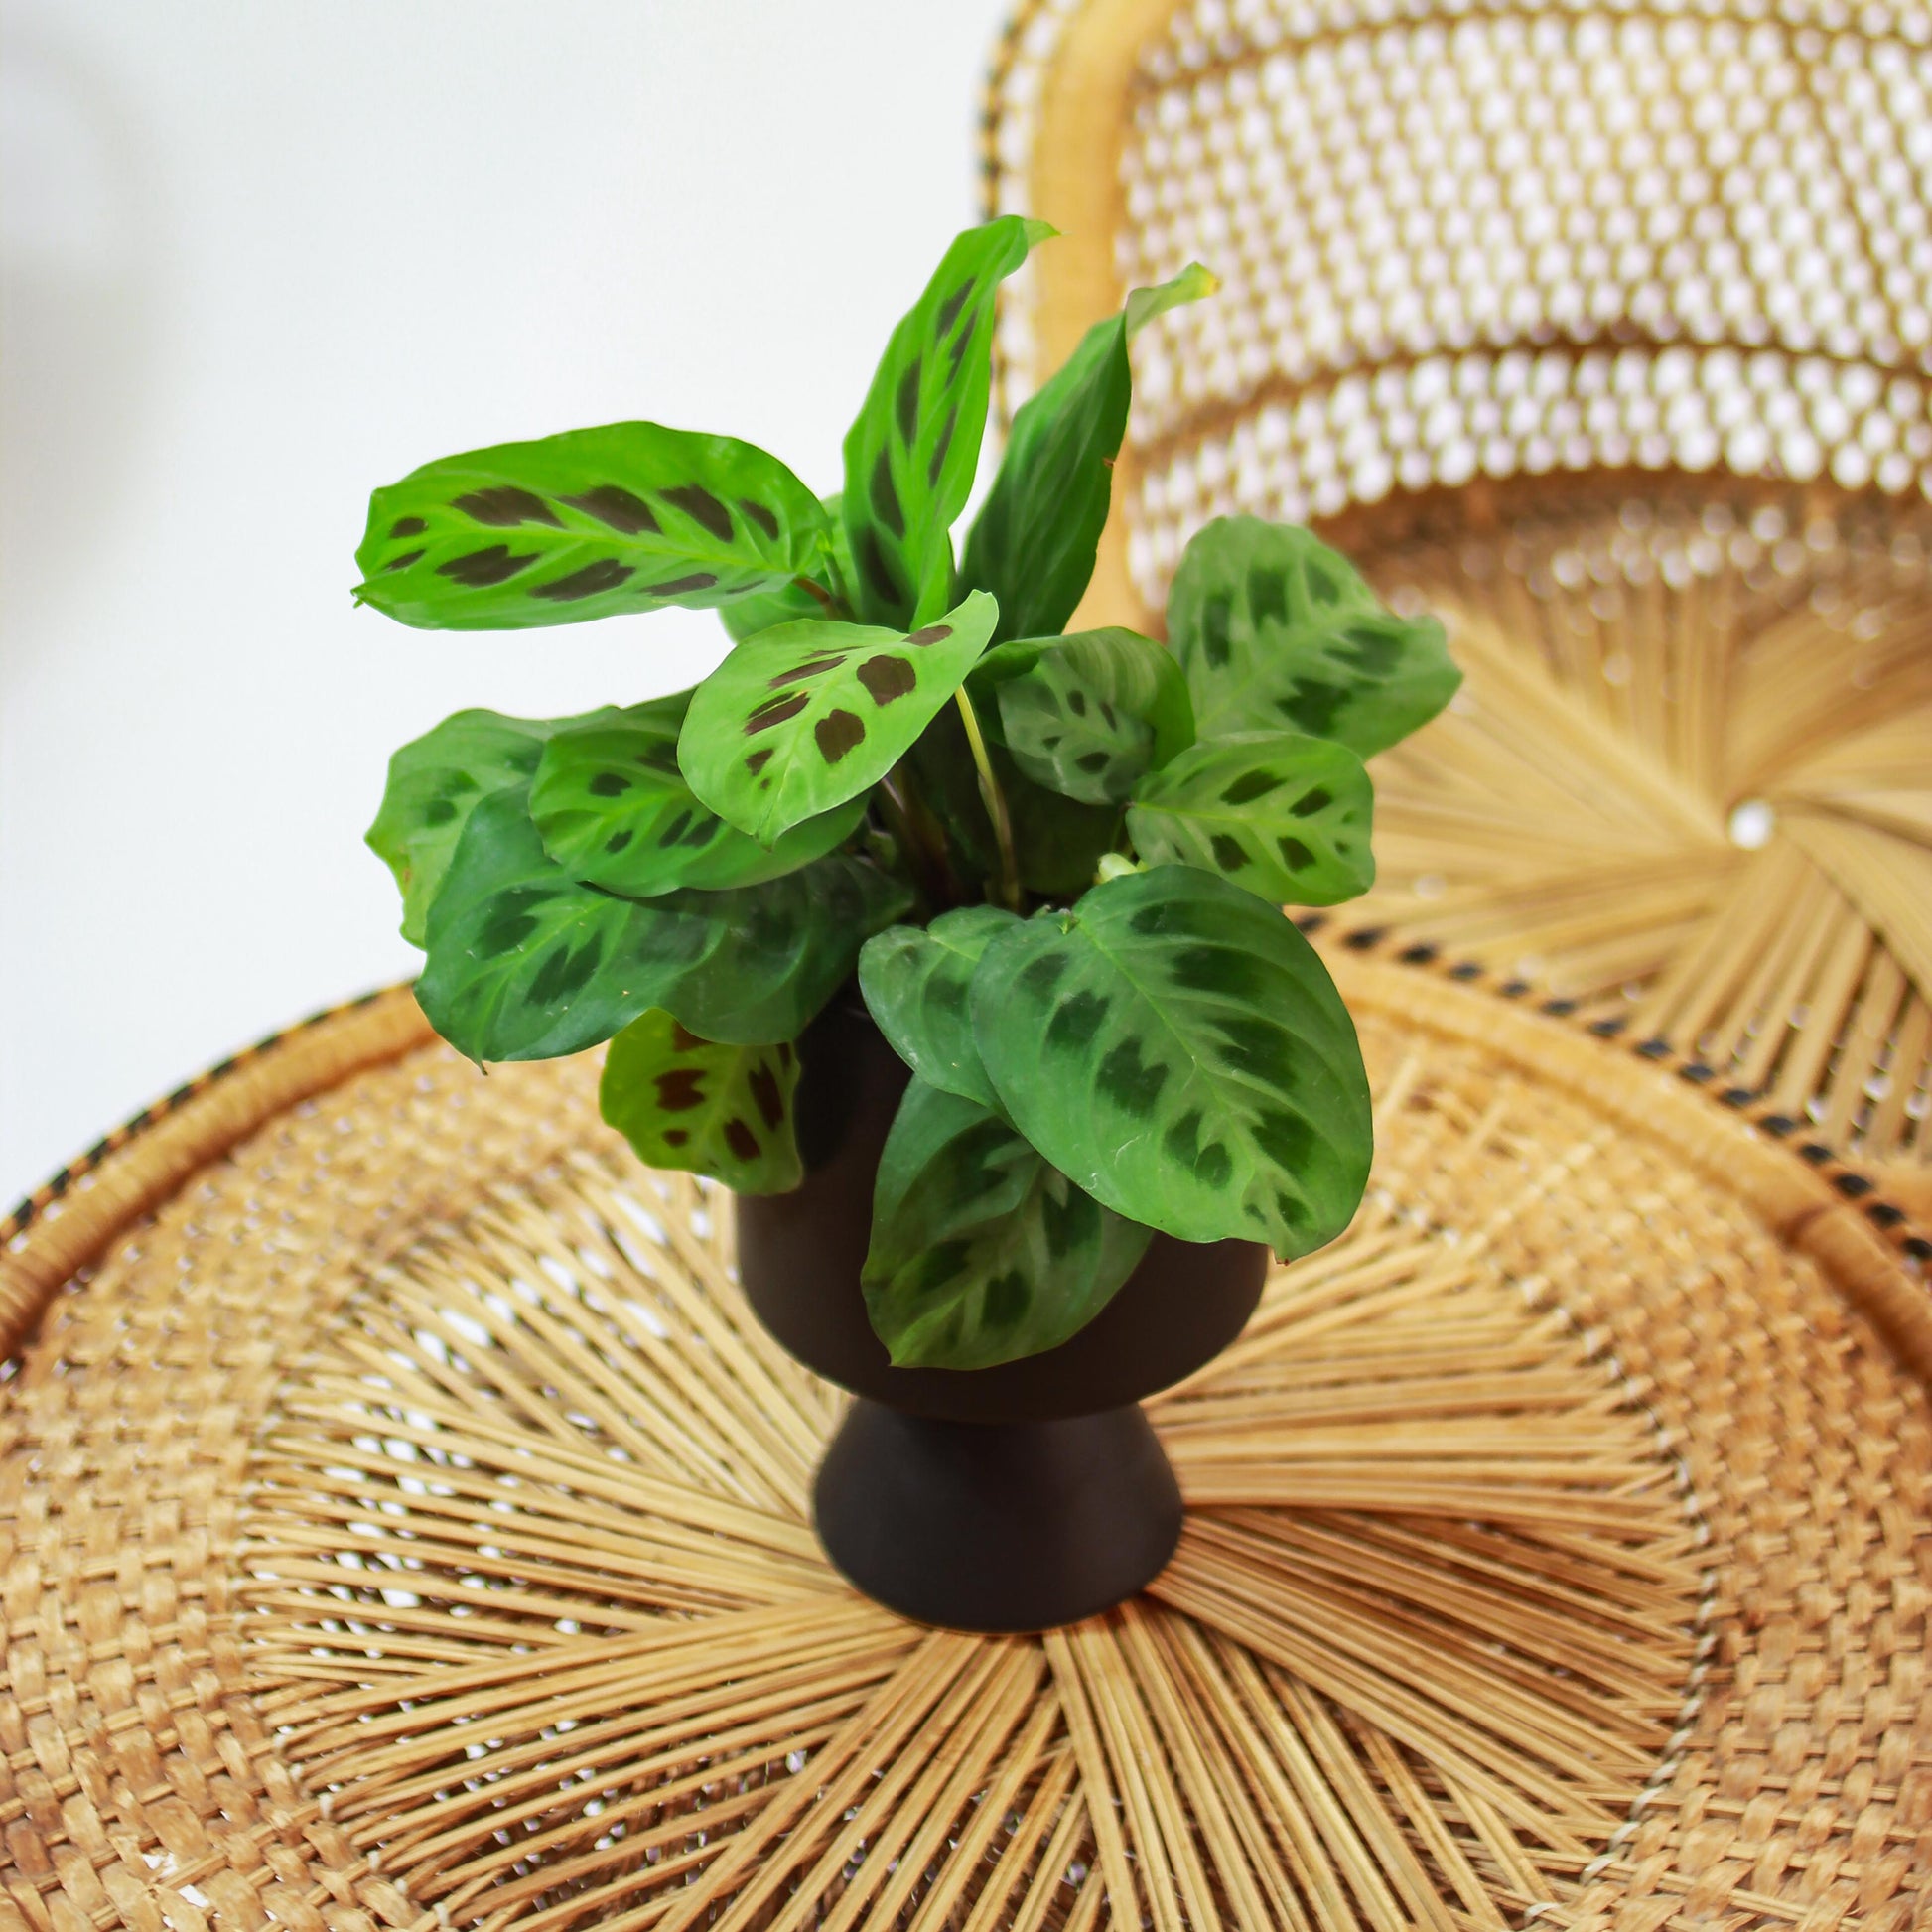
[3,945,1927,1930]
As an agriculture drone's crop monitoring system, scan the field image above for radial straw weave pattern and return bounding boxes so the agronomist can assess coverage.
[2,970,1927,1931]
[1349,483,1932,1202]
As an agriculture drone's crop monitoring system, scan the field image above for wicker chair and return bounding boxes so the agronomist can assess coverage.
[985,0,1932,1209]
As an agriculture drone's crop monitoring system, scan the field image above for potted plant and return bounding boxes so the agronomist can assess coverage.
[355,217,1458,1631]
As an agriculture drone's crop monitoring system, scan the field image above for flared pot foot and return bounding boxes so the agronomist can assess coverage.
[812,1398,1183,1632]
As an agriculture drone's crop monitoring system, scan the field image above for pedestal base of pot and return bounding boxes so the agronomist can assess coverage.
[812,1399,1183,1632]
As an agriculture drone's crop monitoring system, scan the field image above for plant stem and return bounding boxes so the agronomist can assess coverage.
[878,768,959,909]
[951,686,1022,912]
[795,576,853,621]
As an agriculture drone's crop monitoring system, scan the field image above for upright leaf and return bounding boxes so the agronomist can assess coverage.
[980,627,1194,805]
[679,589,998,845]
[354,422,832,630]
[722,493,855,641]
[531,707,866,897]
[367,704,623,946]
[417,789,909,1060]
[961,264,1215,642]
[1127,731,1375,906]
[862,1079,1153,1369]
[1168,517,1460,757]
[600,1010,801,1193]
[841,216,1052,627]
[857,905,1021,1109]
[969,865,1371,1255]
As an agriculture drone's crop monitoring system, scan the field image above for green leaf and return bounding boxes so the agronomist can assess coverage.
[857,905,1020,1109]
[367,704,624,946]
[981,627,1194,805]
[417,788,910,1060]
[600,1010,801,1193]
[969,865,1371,1255]
[530,705,866,897]
[1127,732,1374,906]
[722,493,855,641]
[862,1079,1153,1369]
[841,215,1053,627]
[678,589,999,845]
[961,263,1215,642]
[1168,517,1459,759]
[354,422,832,630]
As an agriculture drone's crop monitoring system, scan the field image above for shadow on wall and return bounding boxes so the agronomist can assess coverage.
[1,26,159,674]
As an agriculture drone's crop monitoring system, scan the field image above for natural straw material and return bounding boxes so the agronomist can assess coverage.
[2,956,1928,1930]
[982,0,1932,1189]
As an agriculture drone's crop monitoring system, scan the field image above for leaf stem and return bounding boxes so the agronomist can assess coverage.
[795,576,853,621]
[951,686,1022,912]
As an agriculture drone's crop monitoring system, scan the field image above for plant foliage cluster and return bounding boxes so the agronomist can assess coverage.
[357,218,1459,1370]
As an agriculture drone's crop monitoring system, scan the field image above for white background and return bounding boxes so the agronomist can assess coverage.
[2,0,1015,1202]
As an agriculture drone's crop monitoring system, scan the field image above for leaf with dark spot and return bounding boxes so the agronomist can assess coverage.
[680,590,998,845]
[531,558,634,601]
[661,483,733,543]
[420,789,909,1060]
[367,703,632,946]
[722,490,857,645]
[856,655,916,705]
[737,497,779,541]
[562,484,659,533]
[979,627,1193,805]
[529,701,866,898]
[960,263,1214,643]
[814,710,865,762]
[862,1079,1150,1368]
[600,1009,802,1192]
[841,216,1052,626]
[439,545,539,587]
[354,421,830,630]
[746,692,811,734]
[1169,517,1460,758]
[1127,731,1373,908]
[770,653,850,687]
[858,905,1020,1109]
[970,864,1370,1255]
[453,485,562,528]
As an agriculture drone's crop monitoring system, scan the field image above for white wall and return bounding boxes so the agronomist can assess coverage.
[1,0,1015,1201]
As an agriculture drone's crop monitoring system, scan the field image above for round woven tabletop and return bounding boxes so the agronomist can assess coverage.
[2,947,1928,1932]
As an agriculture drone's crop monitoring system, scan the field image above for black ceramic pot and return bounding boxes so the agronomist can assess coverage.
[736,992,1268,1632]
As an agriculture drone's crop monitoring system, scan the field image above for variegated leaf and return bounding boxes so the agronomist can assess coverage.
[862,1078,1152,1369]
[416,788,910,1060]
[969,865,1371,1255]
[354,422,831,629]
[600,1011,801,1193]
[1127,731,1375,906]
[530,703,865,897]
[842,216,1052,627]
[678,589,999,845]
[1169,516,1459,758]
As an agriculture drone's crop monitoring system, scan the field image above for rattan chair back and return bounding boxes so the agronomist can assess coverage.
[985,0,1932,1200]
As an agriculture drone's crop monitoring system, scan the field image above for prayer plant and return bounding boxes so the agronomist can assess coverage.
[356,216,1459,1371]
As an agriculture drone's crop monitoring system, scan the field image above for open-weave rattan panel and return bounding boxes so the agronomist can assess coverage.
[1,968,1927,1931]
[983,0,1932,1183]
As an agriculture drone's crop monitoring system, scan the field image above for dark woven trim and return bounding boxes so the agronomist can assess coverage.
[1300,913,1932,1277]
